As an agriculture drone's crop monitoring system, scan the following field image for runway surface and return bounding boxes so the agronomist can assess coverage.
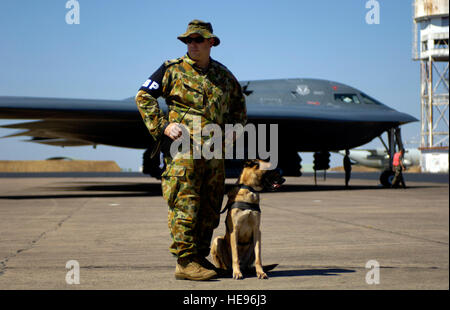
[0,172,448,290]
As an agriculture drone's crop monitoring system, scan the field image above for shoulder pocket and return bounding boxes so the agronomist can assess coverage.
[182,82,203,95]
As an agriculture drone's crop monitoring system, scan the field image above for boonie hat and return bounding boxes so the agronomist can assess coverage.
[178,19,220,46]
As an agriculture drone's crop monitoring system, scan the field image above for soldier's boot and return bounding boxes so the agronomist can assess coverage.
[175,256,217,281]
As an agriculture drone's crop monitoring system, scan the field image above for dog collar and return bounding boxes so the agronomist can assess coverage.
[237,184,260,193]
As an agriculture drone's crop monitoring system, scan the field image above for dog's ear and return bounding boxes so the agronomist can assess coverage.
[244,159,259,168]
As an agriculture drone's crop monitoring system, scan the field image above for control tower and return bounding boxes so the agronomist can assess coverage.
[412,0,449,172]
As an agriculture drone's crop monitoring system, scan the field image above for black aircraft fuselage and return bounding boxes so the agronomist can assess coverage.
[241,79,415,152]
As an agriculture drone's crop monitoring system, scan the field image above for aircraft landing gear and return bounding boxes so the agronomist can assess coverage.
[378,126,404,188]
[379,169,394,187]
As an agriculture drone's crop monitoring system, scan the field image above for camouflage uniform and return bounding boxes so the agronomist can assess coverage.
[136,54,247,258]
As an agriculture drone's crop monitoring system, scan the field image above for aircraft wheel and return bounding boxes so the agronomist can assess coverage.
[379,170,394,187]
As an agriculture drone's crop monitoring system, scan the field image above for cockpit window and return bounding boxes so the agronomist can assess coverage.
[334,94,361,104]
[360,92,382,105]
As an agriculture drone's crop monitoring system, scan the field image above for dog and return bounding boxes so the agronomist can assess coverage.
[210,159,285,279]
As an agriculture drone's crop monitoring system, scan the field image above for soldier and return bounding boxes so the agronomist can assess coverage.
[135,20,247,281]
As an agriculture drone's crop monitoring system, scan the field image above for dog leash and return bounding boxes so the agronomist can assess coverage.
[151,106,192,158]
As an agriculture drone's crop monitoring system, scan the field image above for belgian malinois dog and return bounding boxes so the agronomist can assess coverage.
[210,159,285,279]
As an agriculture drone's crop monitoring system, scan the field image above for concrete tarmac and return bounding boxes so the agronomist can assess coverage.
[0,173,448,290]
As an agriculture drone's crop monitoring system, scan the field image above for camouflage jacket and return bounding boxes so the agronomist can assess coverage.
[135,54,247,144]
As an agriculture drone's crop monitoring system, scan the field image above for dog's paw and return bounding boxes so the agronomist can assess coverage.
[257,271,268,279]
[233,270,243,280]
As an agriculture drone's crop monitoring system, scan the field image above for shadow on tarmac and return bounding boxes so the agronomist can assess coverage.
[216,266,356,279]
[268,268,356,278]
[0,181,440,200]
[0,182,162,200]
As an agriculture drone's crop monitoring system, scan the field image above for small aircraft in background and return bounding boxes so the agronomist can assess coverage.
[0,78,417,187]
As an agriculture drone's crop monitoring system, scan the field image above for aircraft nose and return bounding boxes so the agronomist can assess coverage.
[397,112,418,125]
[373,108,418,125]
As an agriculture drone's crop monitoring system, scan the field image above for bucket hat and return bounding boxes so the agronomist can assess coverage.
[178,19,220,46]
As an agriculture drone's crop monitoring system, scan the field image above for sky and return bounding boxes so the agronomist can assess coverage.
[0,0,422,171]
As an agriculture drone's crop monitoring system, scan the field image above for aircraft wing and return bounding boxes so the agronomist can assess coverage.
[0,96,151,149]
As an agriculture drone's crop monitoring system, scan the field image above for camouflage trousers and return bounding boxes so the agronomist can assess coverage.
[161,157,225,258]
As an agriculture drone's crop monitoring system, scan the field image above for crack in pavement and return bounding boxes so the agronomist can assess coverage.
[0,199,90,277]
